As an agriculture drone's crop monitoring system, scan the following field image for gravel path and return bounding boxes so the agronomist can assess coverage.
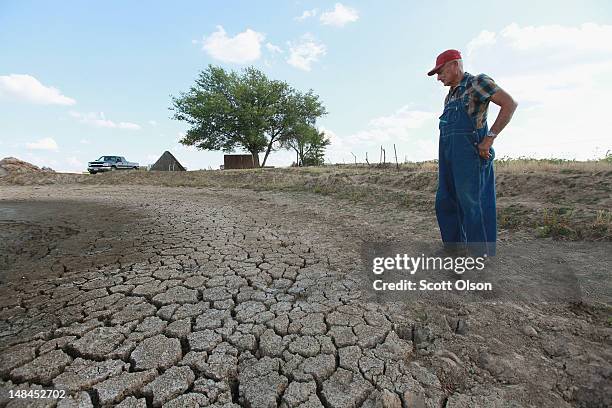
[0,185,610,408]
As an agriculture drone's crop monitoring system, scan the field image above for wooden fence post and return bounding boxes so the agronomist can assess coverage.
[394,144,399,170]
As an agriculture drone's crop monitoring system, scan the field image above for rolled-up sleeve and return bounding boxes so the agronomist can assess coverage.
[473,74,499,103]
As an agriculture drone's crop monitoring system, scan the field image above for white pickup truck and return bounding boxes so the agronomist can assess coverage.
[87,156,139,174]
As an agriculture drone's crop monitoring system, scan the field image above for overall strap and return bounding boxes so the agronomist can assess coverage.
[457,77,479,131]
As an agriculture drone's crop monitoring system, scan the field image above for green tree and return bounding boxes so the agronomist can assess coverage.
[280,123,330,166]
[278,90,329,166]
[170,65,326,167]
[302,129,330,166]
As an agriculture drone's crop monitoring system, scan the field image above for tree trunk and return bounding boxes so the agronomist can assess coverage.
[250,152,260,168]
[298,144,305,167]
[261,139,275,167]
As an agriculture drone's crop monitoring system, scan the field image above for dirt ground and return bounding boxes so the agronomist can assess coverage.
[0,168,610,407]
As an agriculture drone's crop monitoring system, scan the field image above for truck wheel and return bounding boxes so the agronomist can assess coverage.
[110,166,116,171]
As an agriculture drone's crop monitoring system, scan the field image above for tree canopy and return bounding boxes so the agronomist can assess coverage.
[170,65,327,167]
[279,123,330,166]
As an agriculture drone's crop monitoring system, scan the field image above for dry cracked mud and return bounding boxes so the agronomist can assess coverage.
[0,184,610,408]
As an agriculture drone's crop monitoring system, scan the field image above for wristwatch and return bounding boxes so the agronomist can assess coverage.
[486,131,497,139]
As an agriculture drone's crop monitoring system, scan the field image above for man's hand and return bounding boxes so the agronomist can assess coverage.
[478,137,494,160]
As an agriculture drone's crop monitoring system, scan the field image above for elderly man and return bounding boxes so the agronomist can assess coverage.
[428,49,517,257]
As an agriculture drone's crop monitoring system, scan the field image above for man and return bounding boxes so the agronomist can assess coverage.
[428,49,517,257]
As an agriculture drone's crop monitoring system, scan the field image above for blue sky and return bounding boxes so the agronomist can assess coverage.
[1,0,611,171]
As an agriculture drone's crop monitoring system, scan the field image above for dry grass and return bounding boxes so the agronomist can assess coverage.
[495,156,612,174]
[2,158,611,240]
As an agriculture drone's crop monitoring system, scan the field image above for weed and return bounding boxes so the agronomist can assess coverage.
[595,209,612,226]
[590,209,612,240]
[537,208,576,239]
[498,205,525,230]
[402,193,411,208]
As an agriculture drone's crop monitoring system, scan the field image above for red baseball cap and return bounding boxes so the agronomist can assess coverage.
[427,49,462,76]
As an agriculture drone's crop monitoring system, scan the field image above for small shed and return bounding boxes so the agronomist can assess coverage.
[150,151,186,171]
[224,154,259,169]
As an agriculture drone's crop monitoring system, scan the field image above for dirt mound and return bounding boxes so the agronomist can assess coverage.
[0,157,54,177]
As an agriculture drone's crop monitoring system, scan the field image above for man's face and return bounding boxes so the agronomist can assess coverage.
[436,61,457,86]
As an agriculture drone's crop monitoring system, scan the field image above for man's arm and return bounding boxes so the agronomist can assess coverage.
[488,88,518,136]
[477,87,518,159]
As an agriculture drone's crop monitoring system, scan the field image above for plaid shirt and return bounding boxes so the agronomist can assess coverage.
[444,72,499,129]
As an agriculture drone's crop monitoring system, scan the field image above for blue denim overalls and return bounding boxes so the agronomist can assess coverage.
[435,83,496,256]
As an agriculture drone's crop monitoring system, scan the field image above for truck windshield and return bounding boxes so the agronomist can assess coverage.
[97,156,116,162]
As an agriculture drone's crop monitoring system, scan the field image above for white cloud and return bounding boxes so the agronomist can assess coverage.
[287,34,326,71]
[295,8,318,21]
[467,30,496,56]
[25,137,59,151]
[66,156,83,168]
[320,3,359,27]
[266,42,283,54]
[201,26,265,63]
[368,108,437,131]
[70,111,141,130]
[352,108,436,145]
[322,107,438,164]
[118,122,140,130]
[146,154,159,163]
[467,23,612,74]
[500,22,612,54]
[465,22,612,160]
[0,74,76,105]
[148,120,158,126]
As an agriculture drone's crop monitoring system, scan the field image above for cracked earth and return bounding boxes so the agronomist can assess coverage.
[0,185,610,407]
